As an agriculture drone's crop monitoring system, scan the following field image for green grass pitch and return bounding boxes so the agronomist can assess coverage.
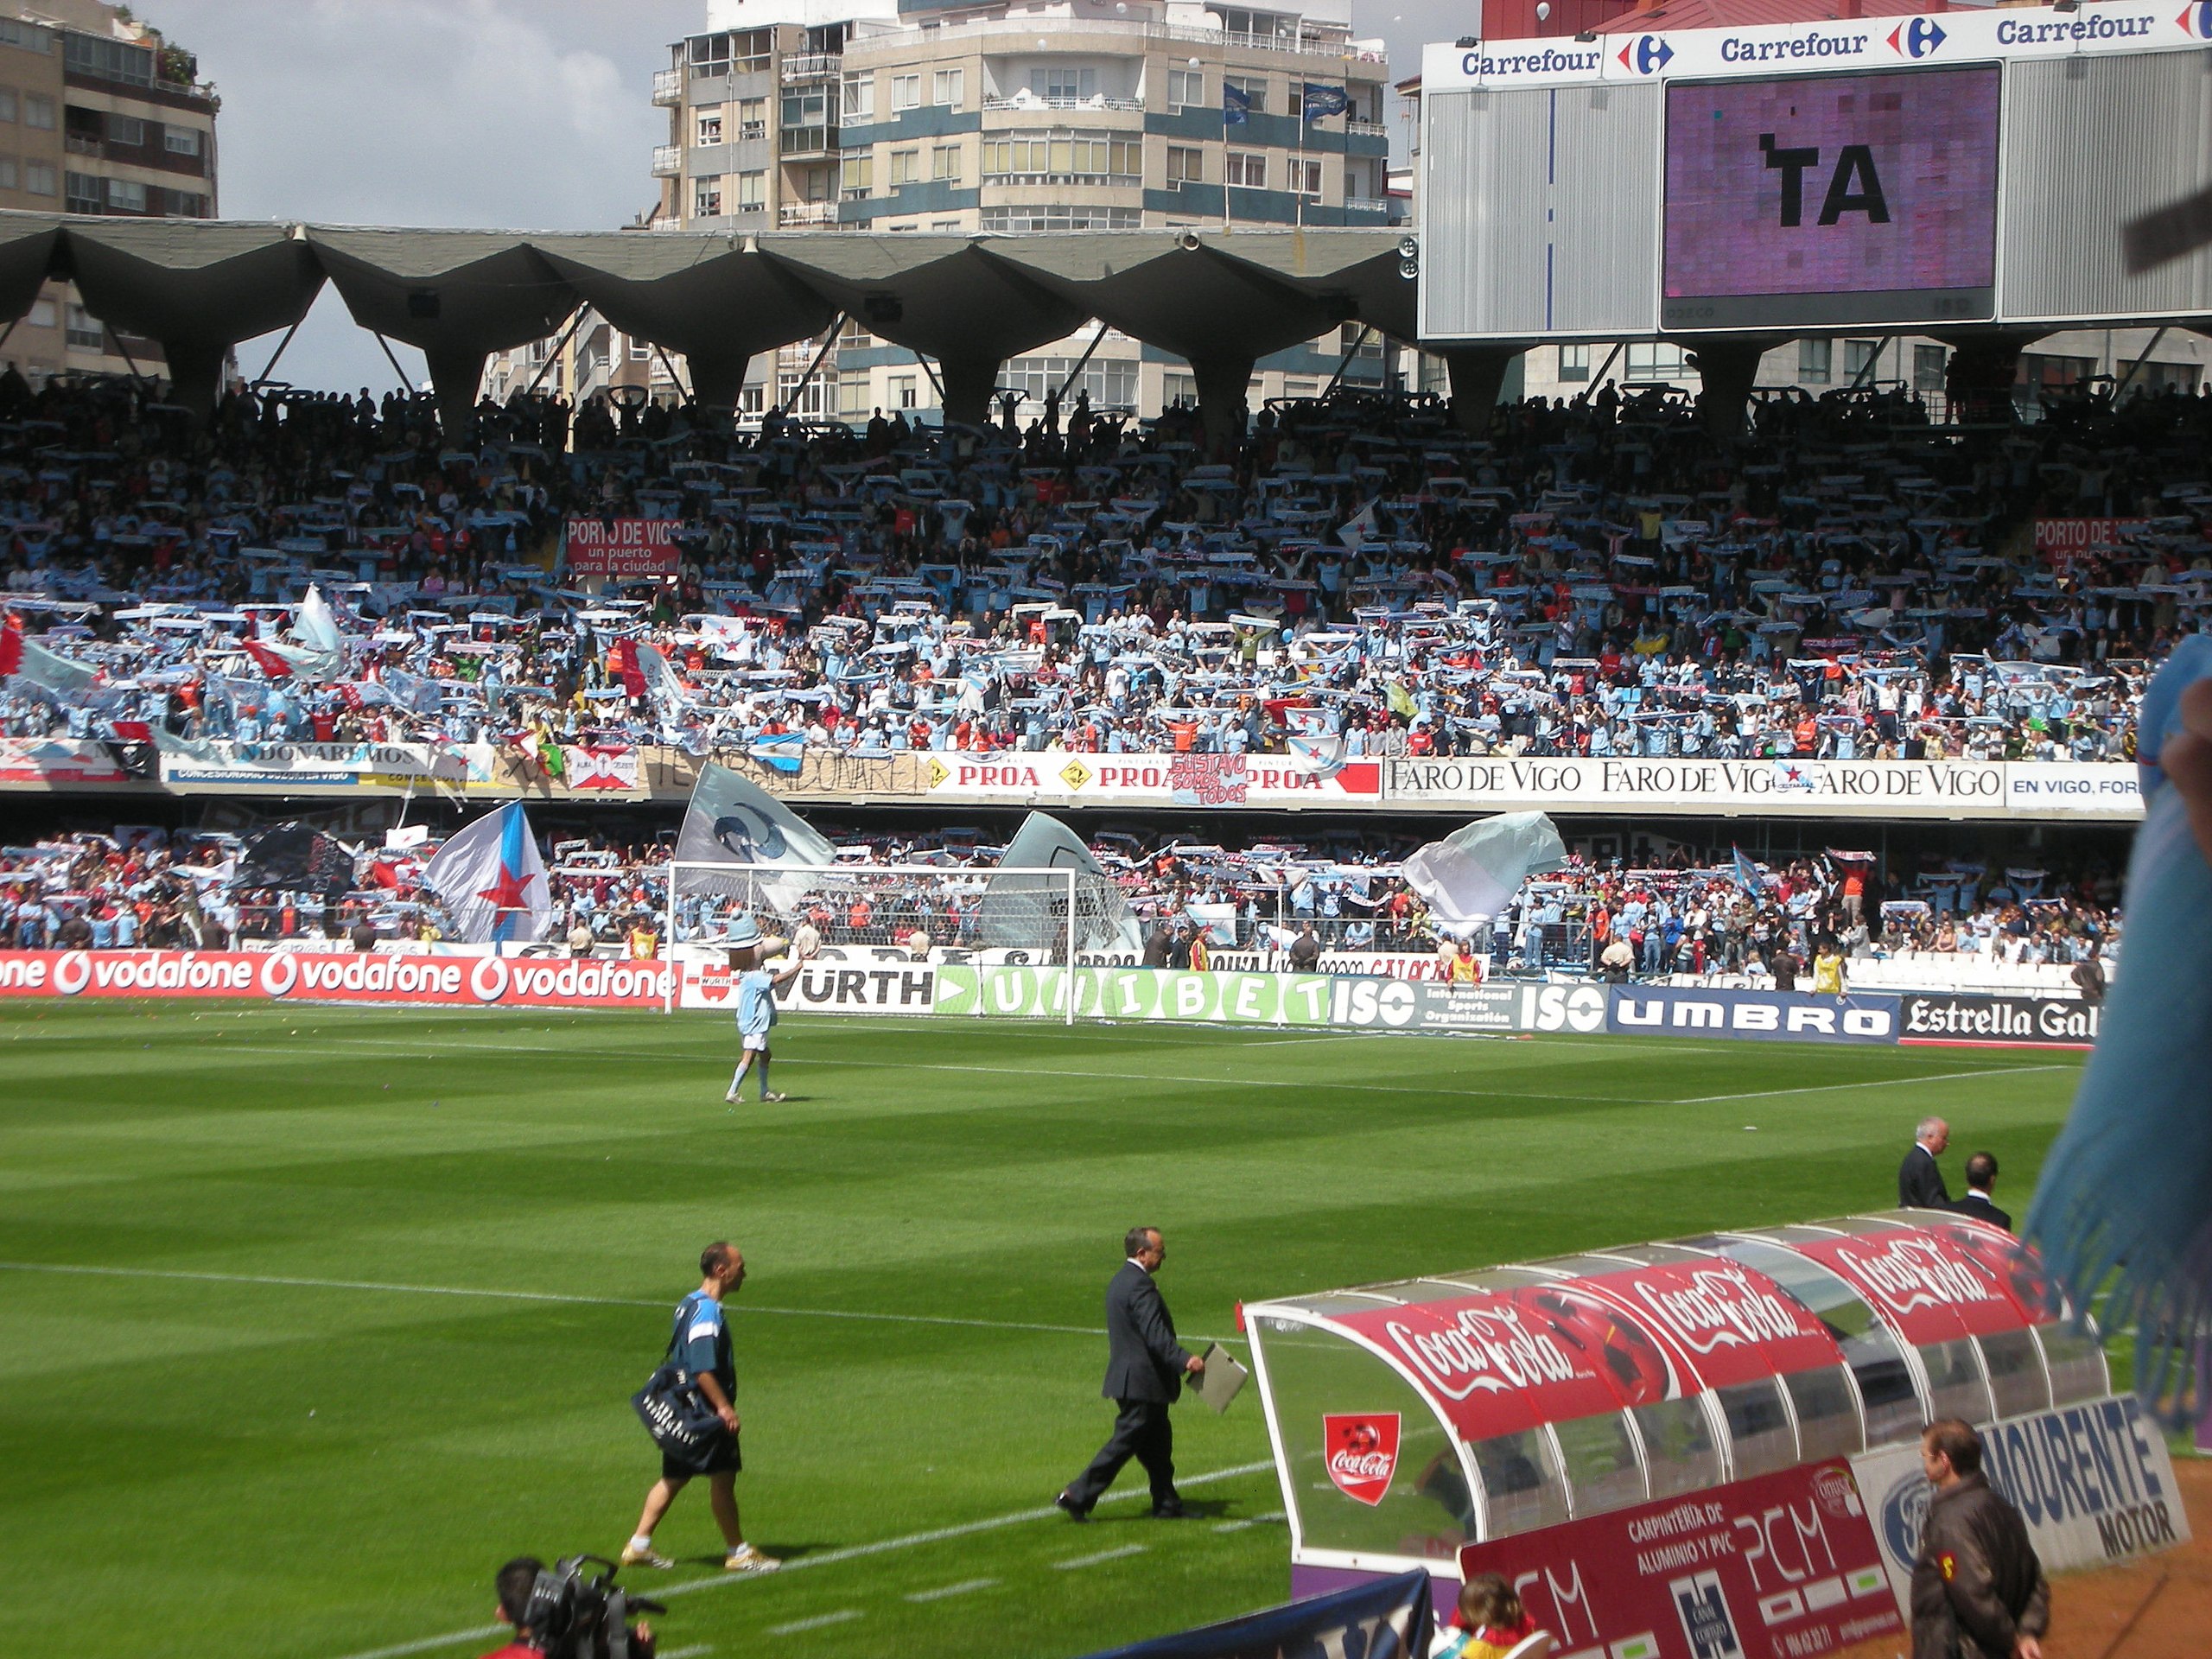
[0,1003,2085,1659]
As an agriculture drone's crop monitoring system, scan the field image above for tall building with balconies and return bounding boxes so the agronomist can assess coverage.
[9,1,219,384]
[651,0,1393,423]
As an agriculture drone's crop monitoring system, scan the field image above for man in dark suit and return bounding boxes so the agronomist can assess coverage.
[1898,1116,1952,1209]
[1058,1226,1204,1521]
[1953,1151,2013,1233]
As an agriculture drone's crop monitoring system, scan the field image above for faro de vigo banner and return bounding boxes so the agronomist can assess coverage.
[0,950,671,1009]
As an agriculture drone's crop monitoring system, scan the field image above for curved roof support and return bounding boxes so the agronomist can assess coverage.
[0,213,60,335]
[62,222,325,422]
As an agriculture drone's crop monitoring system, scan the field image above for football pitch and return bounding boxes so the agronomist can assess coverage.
[0,1002,2087,1659]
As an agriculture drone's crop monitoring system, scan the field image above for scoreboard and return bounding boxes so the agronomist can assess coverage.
[1417,5,2212,341]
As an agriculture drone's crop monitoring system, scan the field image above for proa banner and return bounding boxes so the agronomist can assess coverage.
[1898,992,2101,1047]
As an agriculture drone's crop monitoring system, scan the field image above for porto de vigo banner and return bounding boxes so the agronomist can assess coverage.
[563,517,678,579]
[1387,757,2140,822]
[1849,1395,2190,1611]
[1455,1461,1901,1659]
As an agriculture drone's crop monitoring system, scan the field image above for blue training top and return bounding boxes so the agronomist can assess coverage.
[735,967,779,1036]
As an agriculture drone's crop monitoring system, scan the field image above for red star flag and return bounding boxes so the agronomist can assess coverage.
[423,801,551,944]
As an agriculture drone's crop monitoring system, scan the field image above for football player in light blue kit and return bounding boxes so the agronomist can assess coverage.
[723,915,804,1103]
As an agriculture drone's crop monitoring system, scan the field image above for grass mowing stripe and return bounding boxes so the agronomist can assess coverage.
[0,1261,1138,1339]
[328,1460,1279,1659]
[768,1611,862,1637]
[1675,1065,2066,1103]
[903,1579,998,1603]
[1054,1545,1147,1570]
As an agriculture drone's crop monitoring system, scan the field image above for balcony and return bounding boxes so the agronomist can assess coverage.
[779,125,837,158]
[1343,194,1389,217]
[64,132,102,157]
[1345,118,1385,137]
[780,200,839,226]
[650,144,682,177]
[781,53,842,84]
[982,93,1145,113]
[652,67,683,105]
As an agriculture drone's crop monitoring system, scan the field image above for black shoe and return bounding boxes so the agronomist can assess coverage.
[1055,1491,1091,1522]
[1150,1500,1189,1519]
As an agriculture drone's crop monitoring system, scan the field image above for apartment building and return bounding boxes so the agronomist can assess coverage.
[482,306,658,411]
[0,2,217,385]
[647,0,1394,423]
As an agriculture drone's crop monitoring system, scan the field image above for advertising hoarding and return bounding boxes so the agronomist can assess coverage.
[1608,986,1901,1044]
[0,949,671,1009]
[1662,67,2001,328]
[1454,1462,1901,1659]
[1850,1395,2190,1607]
[1897,992,2101,1047]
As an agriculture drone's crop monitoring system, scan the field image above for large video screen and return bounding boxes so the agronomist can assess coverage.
[1662,67,2000,330]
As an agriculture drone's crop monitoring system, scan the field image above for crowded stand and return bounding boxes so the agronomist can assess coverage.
[0,368,2206,773]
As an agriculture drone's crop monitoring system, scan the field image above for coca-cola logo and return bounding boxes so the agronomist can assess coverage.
[1631,1264,1815,1355]
[1322,1413,1400,1507]
[1833,1237,1999,1314]
[1381,1300,1579,1402]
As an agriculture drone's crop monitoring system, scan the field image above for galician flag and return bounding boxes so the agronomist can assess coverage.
[423,801,551,944]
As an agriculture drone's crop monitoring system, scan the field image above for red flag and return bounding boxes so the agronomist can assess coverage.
[111,719,155,743]
[609,639,646,700]
[0,611,20,677]
[243,639,292,680]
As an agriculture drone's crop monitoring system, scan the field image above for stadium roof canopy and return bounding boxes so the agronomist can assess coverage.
[0,213,1418,436]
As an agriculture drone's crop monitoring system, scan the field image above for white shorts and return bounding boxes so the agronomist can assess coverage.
[741,1032,770,1052]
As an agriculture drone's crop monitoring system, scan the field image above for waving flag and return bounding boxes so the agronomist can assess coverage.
[1300,82,1350,120]
[0,612,19,677]
[423,802,551,944]
[1731,846,1764,895]
[1223,82,1250,125]
[242,639,293,681]
[1287,734,1347,778]
[676,761,834,912]
[1402,812,1567,938]
[983,810,1141,955]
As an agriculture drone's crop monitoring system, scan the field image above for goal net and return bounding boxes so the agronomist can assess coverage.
[662,860,1139,1023]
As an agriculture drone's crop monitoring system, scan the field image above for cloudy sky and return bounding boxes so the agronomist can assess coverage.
[150,0,1442,390]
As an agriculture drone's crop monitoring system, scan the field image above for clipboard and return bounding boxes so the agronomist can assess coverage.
[1193,1342,1249,1414]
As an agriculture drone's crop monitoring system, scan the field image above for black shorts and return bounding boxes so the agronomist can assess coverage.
[662,1428,741,1481]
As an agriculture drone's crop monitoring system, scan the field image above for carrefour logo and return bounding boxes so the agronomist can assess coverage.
[1888,16,1945,56]
[2183,2,2212,40]
[1618,33,1675,73]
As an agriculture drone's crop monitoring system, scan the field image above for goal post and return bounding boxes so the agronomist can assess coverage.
[662,860,1114,1026]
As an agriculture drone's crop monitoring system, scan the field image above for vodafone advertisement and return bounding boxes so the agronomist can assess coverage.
[925,750,1384,808]
[0,950,671,1009]
[1457,1462,1901,1659]
[564,517,679,579]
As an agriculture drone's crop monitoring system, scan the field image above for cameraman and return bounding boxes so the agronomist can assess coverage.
[480,1556,655,1659]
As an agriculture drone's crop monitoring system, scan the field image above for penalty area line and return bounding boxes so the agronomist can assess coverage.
[327,1459,1278,1659]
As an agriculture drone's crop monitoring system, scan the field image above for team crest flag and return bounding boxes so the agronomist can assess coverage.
[423,801,551,944]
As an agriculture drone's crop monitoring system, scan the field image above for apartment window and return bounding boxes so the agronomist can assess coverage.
[1798,338,1832,385]
[168,189,208,218]
[1163,370,1197,406]
[1041,66,1099,105]
[163,124,202,156]
[107,114,144,147]
[931,68,963,108]
[980,131,1140,182]
[1167,67,1204,111]
[23,93,51,130]
[0,20,45,52]
[1287,156,1322,197]
[630,334,652,361]
[23,159,51,194]
[780,89,830,131]
[0,156,15,190]
[1006,354,1138,410]
[741,384,765,416]
[736,169,765,210]
[982,205,1140,232]
[1913,345,1947,392]
[693,176,722,217]
[1625,341,1688,381]
[931,143,960,183]
[890,372,918,409]
[890,74,920,112]
[931,218,961,232]
[65,302,99,349]
[1843,338,1879,382]
[842,73,873,121]
[1226,150,1266,189]
[1217,7,1299,45]
[1339,322,1381,355]
[28,298,52,327]
[0,89,16,123]
[889,147,918,186]
[1557,345,1591,383]
[1224,75,1268,114]
[66,33,154,86]
[737,98,766,139]
[696,109,722,145]
[1166,145,1204,187]
[64,168,99,213]
[841,153,874,198]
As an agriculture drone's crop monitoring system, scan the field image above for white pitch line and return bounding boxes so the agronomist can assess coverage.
[0,1261,1217,1342]
[767,1611,861,1637]
[1675,1065,2064,1105]
[326,1459,1276,1659]
[902,1577,999,1603]
[1054,1543,1148,1570]
[661,1645,714,1657]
